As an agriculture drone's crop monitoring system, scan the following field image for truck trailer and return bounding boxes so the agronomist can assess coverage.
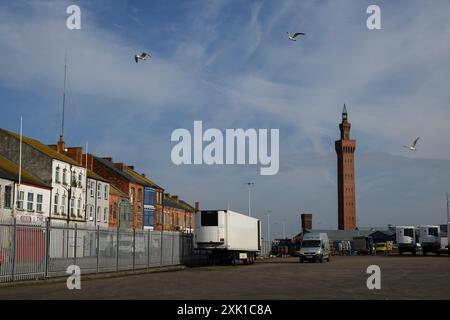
[353,236,375,255]
[194,210,261,265]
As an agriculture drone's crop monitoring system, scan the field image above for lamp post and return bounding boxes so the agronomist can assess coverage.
[267,210,272,242]
[245,182,254,217]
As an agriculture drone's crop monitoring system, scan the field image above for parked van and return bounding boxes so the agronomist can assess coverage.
[299,233,330,263]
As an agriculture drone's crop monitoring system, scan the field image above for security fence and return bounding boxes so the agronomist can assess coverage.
[259,240,272,257]
[0,217,207,283]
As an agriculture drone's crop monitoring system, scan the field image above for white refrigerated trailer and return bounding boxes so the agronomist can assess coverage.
[194,210,262,265]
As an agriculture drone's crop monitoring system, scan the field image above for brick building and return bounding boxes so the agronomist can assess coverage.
[92,157,144,229]
[109,184,129,228]
[301,213,312,231]
[159,194,196,233]
[335,105,357,230]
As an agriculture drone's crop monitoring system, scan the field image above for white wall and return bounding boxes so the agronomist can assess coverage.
[86,177,109,228]
[50,159,87,223]
[0,177,14,220]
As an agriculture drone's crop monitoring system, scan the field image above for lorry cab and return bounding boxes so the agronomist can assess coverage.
[396,226,418,255]
[419,225,440,255]
[299,233,330,263]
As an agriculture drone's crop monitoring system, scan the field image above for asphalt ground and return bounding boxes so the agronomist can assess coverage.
[0,255,449,300]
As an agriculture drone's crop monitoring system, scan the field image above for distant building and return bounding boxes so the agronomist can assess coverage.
[0,129,87,224]
[0,155,51,223]
[335,105,357,230]
[161,193,196,233]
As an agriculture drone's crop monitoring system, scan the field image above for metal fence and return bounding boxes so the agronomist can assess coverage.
[0,217,206,283]
[259,240,272,257]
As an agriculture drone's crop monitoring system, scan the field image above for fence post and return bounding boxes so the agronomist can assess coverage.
[74,223,77,266]
[171,231,175,265]
[116,227,119,272]
[160,230,163,267]
[44,218,50,278]
[132,229,136,270]
[11,218,17,282]
[96,225,100,273]
[147,230,151,268]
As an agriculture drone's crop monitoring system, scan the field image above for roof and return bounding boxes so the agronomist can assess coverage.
[94,157,140,183]
[301,229,377,241]
[179,199,195,211]
[87,169,109,183]
[0,155,50,188]
[110,184,128,198]
[164,197,192,211]
[123,167,163,190]
[0,129,80,166]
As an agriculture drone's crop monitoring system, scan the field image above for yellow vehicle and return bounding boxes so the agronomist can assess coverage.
[375,241,393,254]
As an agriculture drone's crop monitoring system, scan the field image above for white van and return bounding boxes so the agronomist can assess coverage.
[299,233,330,263]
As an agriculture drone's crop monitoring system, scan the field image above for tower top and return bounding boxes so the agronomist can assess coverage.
[342,104,348,121]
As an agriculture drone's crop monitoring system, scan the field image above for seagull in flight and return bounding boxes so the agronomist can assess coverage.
[134,52,151,63]
[403,137,420,151]
[287,32,306,41]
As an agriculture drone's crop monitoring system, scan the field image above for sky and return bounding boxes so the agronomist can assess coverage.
[1,0,450,239]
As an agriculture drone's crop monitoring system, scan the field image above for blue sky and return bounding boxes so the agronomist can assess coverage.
[1,0,450,238]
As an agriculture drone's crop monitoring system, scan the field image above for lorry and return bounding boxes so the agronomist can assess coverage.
[353,236,375,255]
[419,225,441,255]
[194,210,261,265]
[375,241,393,254]
[299,233,330,263]
[396,226,418,255]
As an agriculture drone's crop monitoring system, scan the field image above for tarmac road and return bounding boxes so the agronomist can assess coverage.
[0,255,449,300]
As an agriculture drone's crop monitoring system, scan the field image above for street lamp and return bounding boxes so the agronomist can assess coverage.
[245,182,254,217]
[267,210,272,242]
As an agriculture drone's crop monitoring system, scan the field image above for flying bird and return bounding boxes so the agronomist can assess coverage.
[403,137,420,151]
[134,52,151,63]
[287,32,306,41]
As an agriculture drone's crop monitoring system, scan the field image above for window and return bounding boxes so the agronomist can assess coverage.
[55,167,61,183]
[103,207,107,222]
[4,186,12,209]
[90,181,94,197]
[404,228,414,238]
[96,206,101,222]
[37,194,43,212]
[63,169,67,185]
[70,197,75,216]
[61,195,66,215]
[54,193,59,214]
[138,189,142,202]
[77,198,81,217]
[27,193,34,211]
[89,206,93,220]
[201,211,218,226]
[97,183,101,199]
[16,191,24,210]
[78,173,83,188]
[428,228,439,237]
[130,188,135,203]
[104,185,108,200]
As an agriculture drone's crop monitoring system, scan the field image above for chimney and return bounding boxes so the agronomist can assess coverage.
[102,157,113,162]
[171,195,179,203]
[141,173,146,178]
[83,153,94,171]
[164,193,170,199]
[57,136,65,154]
[126,165,135,171]
[114,163,124,171]
[195,202,200,212]
[65,147,83,165]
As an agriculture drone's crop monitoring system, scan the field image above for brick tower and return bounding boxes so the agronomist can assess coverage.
[335,104,357,230]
